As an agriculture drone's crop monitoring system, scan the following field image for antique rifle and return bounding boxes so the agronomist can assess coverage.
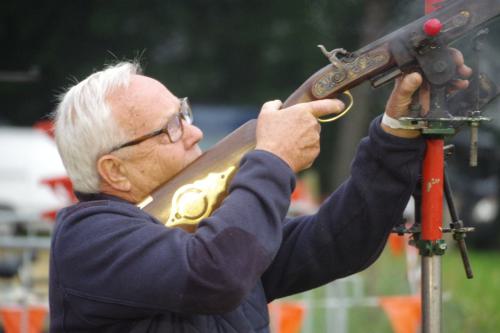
[139,0,500,231]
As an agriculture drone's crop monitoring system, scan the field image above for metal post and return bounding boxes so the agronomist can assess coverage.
[422,255,442,333]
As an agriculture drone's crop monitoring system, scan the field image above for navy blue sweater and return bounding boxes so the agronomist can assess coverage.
[49,118,425,332]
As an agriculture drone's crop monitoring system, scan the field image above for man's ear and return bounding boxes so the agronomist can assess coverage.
[97,155,131,192]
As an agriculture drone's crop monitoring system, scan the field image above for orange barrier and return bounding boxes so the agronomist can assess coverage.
[268,302,306,333]
[388,233,406,257]
[0,306,47,333]
[379,295,421,333]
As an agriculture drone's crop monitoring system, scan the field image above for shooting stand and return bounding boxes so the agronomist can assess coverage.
[392,2,494,331]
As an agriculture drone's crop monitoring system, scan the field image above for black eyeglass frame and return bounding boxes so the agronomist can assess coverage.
[109,97,192,153]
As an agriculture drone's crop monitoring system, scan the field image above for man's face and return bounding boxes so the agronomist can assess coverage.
[108,74,203,198]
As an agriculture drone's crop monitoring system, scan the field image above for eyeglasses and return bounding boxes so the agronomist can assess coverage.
[109,97,193,153]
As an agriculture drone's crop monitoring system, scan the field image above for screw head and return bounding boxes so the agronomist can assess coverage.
[433,61,447,73]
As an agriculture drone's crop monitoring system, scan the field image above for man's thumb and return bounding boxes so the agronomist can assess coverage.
[398,73,422,98]
[385,72,423,117]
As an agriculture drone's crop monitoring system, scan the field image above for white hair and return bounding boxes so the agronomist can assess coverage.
[54,62,140,193]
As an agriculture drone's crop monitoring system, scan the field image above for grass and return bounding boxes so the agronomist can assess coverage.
[441,249,500,332]
[283,241,500,332]
[367,246,500,332]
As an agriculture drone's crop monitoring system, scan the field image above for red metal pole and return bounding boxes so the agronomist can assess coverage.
[421,139,444,240]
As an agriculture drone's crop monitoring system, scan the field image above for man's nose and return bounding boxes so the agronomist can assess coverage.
[183,121,203,146]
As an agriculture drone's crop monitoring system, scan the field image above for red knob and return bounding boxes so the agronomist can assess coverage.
[423,18,443,36]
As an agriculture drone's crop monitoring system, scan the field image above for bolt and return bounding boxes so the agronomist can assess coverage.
[433,61,447,73]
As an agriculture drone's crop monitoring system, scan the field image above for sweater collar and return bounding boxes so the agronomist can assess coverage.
[74,191,131,204]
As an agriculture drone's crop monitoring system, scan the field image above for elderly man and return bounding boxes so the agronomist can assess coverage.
[50,57,469,332]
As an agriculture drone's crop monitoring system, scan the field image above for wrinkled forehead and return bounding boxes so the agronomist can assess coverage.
[107,74,179,135]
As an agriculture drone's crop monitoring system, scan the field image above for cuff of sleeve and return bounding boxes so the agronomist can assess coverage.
[371,115,425,147]
[241,150,296,191]
[382,113,416,130]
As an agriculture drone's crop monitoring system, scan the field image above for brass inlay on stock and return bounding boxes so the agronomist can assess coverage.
[166,166,237,228]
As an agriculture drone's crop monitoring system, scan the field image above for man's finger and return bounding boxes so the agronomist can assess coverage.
[261,100,283,112]
[302,99,345,119]
[449,48,465,67]
[449,48,472,78]
[449,78,470,92]
[457,65,473,78]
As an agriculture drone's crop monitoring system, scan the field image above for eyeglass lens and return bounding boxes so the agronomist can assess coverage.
[166,114,183,143]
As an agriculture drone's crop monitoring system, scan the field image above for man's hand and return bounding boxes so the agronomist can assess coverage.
[383,48,472,138]
[256,99,344,173]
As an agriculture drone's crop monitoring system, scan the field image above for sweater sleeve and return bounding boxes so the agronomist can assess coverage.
[262,116,426,301]
[51,150,294,318]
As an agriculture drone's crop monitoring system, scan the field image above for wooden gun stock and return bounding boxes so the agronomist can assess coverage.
[139,120,256,232]
[140,0,500,230]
